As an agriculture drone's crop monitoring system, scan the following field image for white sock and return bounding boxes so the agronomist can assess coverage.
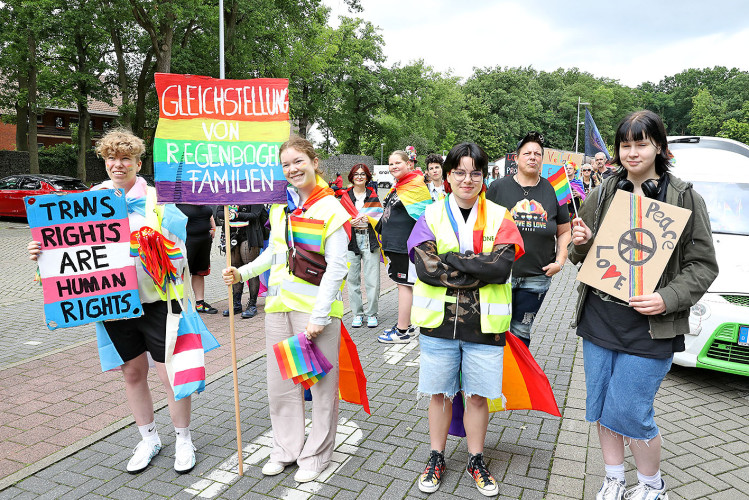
[138,421,159,442]
[604,463,625,483]
[175,426,192,444]
[637,470,663,489]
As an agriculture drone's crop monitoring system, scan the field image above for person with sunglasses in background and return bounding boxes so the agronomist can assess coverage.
[579,163,600,195]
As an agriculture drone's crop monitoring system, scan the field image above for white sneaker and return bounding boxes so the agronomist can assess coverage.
[352,315,363,328]
[625,480,669,500]
[377,324,413,344]
[597,477,626,500]
[127,439,162,474]
[367,316,379,328]
[262,461,285,476]
[294,468,321,483]
[174,440,196,474]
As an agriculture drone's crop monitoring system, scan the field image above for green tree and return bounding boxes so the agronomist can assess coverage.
[689,88,725,136]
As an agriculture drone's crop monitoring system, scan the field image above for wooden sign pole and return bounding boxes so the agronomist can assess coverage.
[225,206,243,476]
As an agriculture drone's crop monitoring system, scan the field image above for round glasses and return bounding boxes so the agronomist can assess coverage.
[451,170,483,182]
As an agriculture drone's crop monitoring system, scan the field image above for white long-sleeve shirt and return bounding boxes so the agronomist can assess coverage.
[238,225,349,326]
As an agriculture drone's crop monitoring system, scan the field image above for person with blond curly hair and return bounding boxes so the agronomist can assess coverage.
[28,128,200,475]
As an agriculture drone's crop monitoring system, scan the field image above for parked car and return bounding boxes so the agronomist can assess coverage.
[668,136,749,376]
[373,164,395,189]
[0,174,89,218]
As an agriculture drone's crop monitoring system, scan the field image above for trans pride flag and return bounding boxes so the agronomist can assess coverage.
[153,73,290,205]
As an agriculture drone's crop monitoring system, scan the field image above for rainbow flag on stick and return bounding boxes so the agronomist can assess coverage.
[547,168,573,206]
[448,332,560,436]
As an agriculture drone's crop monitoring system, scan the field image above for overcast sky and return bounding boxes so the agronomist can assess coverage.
[324,0,749,87]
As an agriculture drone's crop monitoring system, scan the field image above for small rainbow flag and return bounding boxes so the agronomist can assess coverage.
[629,195,645,297]
[273,332,333,388]
[289,216,325,253]
[547,168,573,206]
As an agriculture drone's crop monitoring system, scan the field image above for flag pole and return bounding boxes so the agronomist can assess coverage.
[219,0,244,477]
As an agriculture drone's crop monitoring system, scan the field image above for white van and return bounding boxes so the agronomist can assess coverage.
[668,136,749,376]
[373,164,395,189]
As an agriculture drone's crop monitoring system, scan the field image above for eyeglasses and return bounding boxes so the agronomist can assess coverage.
[582,169,592,172]
[352,173,367,177]
[451,170,483,182]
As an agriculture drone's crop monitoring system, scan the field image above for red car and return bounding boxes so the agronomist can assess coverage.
[0,174,89,218]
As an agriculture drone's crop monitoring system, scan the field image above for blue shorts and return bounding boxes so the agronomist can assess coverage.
[583,339,672,441]
[418,335,503,399]
[510,274,552,341]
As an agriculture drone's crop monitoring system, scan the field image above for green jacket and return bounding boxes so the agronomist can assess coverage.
[568,173,719,339]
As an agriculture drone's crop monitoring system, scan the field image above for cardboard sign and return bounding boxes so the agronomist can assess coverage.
[153,73,291,205]
[25,190,142,329]
[540,149,584,180]
[577,190,691,301]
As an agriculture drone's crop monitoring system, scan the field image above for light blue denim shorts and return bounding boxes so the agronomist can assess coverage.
[418,335,503,399]
[583,339,672,441]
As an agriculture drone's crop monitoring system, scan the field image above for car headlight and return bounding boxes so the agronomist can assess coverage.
[688,302,710,336]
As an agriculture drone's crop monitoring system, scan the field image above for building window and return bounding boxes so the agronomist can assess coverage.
[102,121,110,131]
[55,116,64,129]
[36,115,43,125]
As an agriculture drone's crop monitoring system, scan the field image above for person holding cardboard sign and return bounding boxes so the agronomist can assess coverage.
[569,111,718,500]
[28,128,201,475]
[222,137,350,483]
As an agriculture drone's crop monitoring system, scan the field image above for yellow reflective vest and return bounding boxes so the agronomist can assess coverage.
[265,197,350,317]
[411,197,512,334]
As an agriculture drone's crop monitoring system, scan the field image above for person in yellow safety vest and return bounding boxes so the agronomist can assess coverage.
[222,137,351,484]
[407,142,525,497]
[28,128,196,475]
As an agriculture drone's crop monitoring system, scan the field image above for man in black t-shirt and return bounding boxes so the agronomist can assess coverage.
[486,132,571,346]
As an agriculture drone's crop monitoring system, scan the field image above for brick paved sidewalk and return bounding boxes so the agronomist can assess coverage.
[4,261,749,499]
[1,267,579,499]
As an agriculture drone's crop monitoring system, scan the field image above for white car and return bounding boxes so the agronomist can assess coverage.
[373,164,395,189]
[669,136,749,375]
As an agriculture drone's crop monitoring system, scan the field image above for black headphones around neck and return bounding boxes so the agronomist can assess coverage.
[616,173,665,199]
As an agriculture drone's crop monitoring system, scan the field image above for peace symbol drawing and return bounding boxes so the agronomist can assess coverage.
[576,190,691,302]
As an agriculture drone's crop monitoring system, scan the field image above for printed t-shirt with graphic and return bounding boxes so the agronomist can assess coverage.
[486,175,570,277]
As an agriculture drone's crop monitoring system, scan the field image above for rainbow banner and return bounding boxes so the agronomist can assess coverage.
[289,215,325,253]
[547,168,573,206]
[153,73,290,205]
[273,332,333,388]
[629,195,645,297]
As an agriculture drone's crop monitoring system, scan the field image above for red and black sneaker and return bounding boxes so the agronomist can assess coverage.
[418,450,446,493]
[466,453,498,497]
